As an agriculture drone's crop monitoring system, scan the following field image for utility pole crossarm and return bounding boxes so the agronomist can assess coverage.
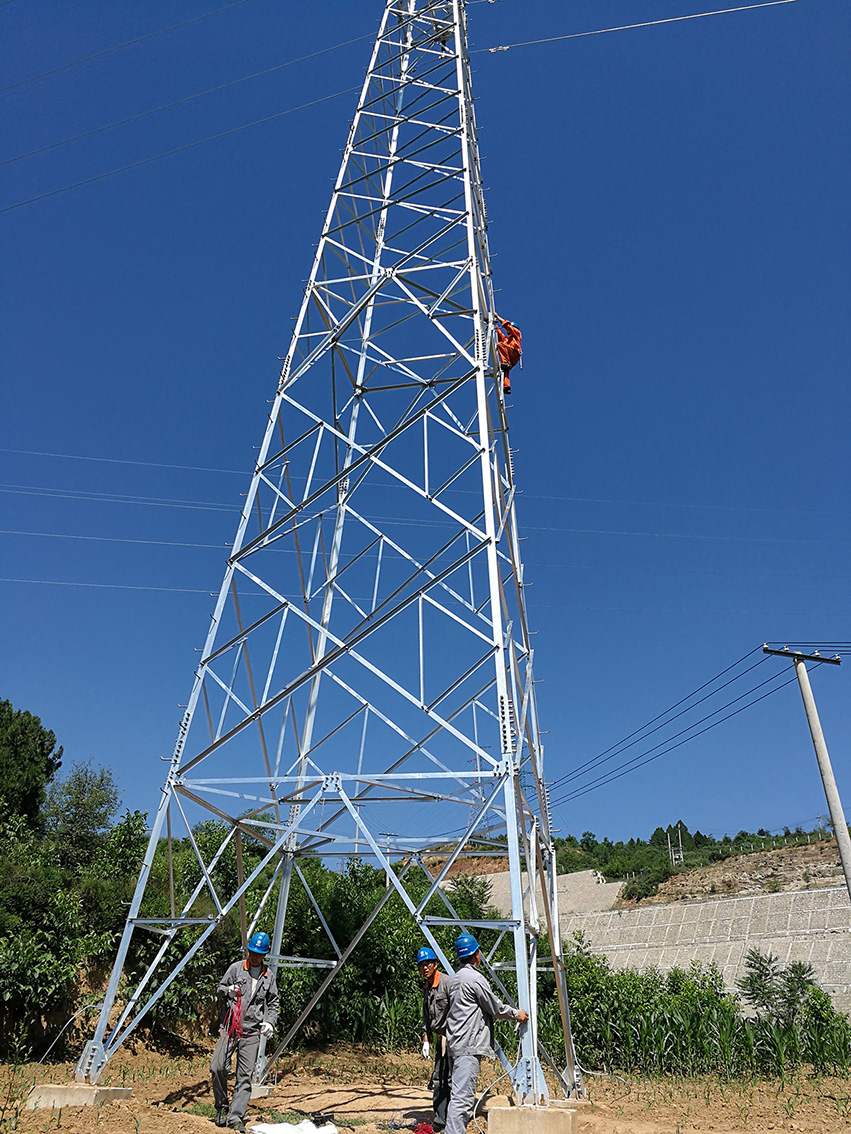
[762,644,841,664]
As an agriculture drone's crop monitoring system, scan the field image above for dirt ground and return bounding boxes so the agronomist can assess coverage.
[4,1043,851,1134]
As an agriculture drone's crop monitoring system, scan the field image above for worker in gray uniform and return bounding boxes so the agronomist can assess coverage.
[444,933,528,1134]
[210,931,280,1131]
[417,945,452,1130]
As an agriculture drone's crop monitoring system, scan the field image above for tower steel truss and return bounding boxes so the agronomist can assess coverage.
[76,0,582,1102]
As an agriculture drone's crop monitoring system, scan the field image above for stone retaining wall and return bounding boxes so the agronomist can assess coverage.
[483,868,623,917]
[559,886,851,1010]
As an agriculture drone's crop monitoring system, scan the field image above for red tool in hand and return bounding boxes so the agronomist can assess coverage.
[227,988,243,1039]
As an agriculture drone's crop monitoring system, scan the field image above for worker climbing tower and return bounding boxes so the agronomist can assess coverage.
[76,0,582,1102]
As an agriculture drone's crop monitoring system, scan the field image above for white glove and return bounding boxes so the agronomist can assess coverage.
[228,984,241,996]
[260,1022,274,1039]
[422,1040,430,1059]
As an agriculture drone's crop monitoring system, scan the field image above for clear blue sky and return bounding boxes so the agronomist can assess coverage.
[2,0,849,845]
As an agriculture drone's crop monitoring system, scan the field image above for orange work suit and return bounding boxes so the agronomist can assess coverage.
[495,318,521,393]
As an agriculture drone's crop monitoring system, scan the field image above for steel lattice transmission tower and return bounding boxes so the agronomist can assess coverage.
[77,0,582,1102]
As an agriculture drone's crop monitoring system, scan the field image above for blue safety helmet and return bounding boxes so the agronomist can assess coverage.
[455,933,480,960]
[248,931,271,955]
[417,946,437,964]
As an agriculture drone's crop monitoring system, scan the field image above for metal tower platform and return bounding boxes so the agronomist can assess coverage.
[76,0,582,1103]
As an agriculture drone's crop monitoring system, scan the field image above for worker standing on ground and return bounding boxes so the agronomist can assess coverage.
[444,934,529,1134]
[210,931,280,1132]
[494,315,522,396]
[417,945,453,1131]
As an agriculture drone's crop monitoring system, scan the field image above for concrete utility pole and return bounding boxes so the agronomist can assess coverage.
[763,645,851,903]
[667,825,684,867]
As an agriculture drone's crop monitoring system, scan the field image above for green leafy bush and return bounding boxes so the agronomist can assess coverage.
[1,700,849,1077]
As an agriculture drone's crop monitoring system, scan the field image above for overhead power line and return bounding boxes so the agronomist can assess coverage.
[701,814,825,838]
[529,493,851,522]
[0,527,225,551]
[2,2,803,213]
[3,447,850,522]
[2,479,849,554]
[478,0,800,54]
[0,86,359,214]
[4,526,850,593]
[0,446,244,475]
[548,648,764,791]
[1,33,374,168]
[552,660,786,796]
[1,0,251,94]
[765,641,851,648]
[0,577,210,594]
[524,525,851,550]
[0,482,236,512]
[550,667,805,809]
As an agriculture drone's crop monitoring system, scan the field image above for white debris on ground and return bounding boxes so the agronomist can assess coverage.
[250,1122,338,1134]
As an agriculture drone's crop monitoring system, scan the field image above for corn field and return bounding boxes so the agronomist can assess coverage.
[535,937,851,1079]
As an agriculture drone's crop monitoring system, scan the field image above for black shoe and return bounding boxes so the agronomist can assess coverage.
[228,1121,246,1133]
[215,1106,229,1127]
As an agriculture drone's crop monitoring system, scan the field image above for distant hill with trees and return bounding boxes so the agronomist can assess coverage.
[555,819,835,900]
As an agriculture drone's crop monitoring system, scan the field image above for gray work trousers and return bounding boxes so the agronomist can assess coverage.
[210,1027,261,1122]
[431,1038,452,1129]
[444,1053,480,1134]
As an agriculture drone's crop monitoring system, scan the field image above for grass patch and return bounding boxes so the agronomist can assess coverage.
[182,1100,218,1118]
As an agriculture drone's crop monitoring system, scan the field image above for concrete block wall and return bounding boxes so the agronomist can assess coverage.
[559,886,851,1011]
[482,869,623,918]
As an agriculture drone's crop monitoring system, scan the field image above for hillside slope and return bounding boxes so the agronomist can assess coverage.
[618,839,843,907]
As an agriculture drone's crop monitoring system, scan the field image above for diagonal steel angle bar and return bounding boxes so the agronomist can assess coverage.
[292,861,342,958]
[414,774,506,914]
[260,860,413,1079]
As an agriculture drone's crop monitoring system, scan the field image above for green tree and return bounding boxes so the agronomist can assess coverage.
[0,700,63,828]
[737,948,819,1027]
[446,873,492,915]
[43,761,120,868]
[737,948,782,1016]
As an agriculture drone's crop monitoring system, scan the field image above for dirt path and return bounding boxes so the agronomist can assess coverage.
[4,1044,851,1133]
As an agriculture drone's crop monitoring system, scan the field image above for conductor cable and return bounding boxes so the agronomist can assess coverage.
[0,86,359,214]
[477,0,799,54]
[551,668,804,808]
[549,651,768,791]
[1,1,251,93]
[1,33,375,168]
